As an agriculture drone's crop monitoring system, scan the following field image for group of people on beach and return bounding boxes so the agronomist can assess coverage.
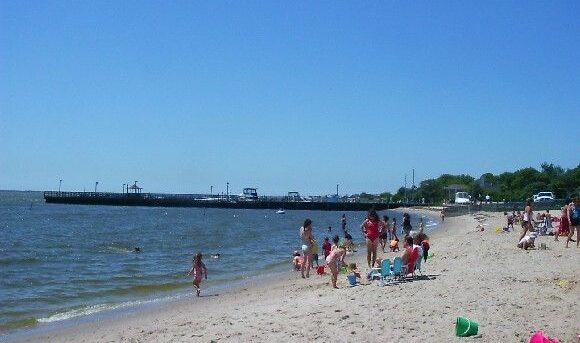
[516,197,579,250]
[296,210,430,288]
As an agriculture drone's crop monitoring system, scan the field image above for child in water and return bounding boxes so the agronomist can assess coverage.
[187,253,208,296]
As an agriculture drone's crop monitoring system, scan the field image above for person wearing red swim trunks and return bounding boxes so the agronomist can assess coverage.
[361,209,380,268]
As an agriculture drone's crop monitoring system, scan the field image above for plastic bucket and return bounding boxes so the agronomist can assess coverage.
[455,317,478,337]
[346,274,357,286]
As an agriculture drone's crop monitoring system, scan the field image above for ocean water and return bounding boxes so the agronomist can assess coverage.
[0,191,438,336]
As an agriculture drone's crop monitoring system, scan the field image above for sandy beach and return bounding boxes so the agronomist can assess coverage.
[9,209,579,343]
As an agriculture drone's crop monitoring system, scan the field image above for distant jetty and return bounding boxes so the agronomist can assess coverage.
[43,191,403,211]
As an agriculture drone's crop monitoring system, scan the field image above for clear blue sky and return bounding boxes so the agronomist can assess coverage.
[1,1,579,195]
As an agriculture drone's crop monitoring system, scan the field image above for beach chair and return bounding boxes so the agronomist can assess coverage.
[536,218,548,235]
[392,257,403,281]
[371,259,392,285]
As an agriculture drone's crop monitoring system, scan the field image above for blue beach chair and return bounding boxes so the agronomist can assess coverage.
[371,259,392,286]
[392,257,403,281]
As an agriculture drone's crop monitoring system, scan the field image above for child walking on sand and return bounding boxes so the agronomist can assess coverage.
[187,253,207,296]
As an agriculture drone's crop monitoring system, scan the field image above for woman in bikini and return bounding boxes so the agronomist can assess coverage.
[555,200,569,241]
[519,199,534,244]
[360,209,380,269]
[299,218,314,278]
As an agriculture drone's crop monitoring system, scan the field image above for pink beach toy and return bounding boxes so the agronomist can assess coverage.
[528,331,559,343]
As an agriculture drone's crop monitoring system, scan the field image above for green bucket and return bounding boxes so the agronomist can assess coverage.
[455,316,478,337]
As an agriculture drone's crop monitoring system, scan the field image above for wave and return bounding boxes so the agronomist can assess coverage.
[37,302,136,324]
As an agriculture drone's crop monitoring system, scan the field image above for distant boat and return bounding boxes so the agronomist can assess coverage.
[276,209,285,214]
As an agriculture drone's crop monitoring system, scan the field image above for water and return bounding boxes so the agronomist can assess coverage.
[0,191,438,336]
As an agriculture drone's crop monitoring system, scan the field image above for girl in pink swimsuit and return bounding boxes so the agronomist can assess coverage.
[326,236,346,288]
[187,253,207,296]
[361,209,380,268]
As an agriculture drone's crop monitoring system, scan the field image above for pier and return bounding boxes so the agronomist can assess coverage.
[43,191,402,211]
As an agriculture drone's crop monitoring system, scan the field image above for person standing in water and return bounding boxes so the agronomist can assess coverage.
[340,214,347,233]
[299,219,314,278]
[379,215,390,253]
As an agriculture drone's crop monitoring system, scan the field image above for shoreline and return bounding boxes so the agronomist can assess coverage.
[2,208,433,341]
[9,209,578,342]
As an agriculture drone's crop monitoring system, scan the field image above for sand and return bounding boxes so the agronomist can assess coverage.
[8,209,579,343]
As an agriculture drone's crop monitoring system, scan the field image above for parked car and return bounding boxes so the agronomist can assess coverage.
[455,192,471,204]
[534,192,555,202]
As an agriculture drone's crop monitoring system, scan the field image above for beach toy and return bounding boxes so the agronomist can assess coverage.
[455,316,479,337]
[340,266,348,274]
[495,226,501,233]
[427,251,434,259]
[556,279,568,288]
[301,244,308,251]
[316,265,325,275]
[346,274,357,287]
[528,330,559,343]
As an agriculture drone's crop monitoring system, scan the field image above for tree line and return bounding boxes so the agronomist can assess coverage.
[371,163,579,204]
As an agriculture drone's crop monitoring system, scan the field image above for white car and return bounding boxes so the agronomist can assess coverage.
[455,192,471,204]
[534,192,555,202]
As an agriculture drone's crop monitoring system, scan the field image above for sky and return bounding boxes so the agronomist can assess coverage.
[1,1,579,196]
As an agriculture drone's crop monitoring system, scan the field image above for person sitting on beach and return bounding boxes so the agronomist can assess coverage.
[187,252,208,297]
[518,232,538,250]
[347,263,361,279]
[292,251,303,271]
[326,238,347,289]
[400,236,419,275]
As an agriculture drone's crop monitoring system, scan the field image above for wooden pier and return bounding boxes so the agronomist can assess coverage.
[43,191,402,211]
